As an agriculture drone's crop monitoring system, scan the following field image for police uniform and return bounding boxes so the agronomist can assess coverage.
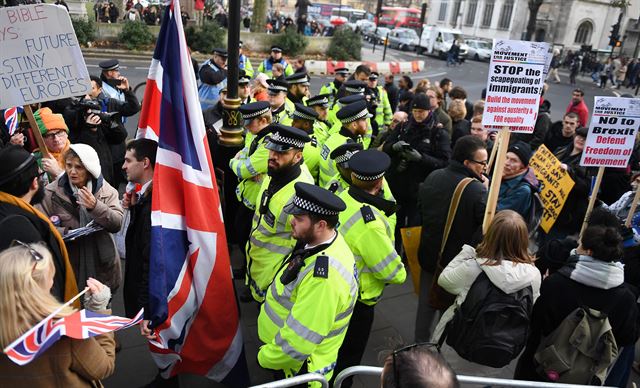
[328,88,373,149]
[327,94,366,137]
[325,141,363,194]
[239,70,255,105]
[239,40,254,78]
[257,45,294,77]
[257,182,357,384]
[369,72,392,131]
[290,103,322,183]
[98,59,125,102]
[246,125,314,302]
[198,48,228,110]
[334,150,406,385]
[285,72,310,105]
[319,101,371,187]
[267,79,295,125]
[306,94,332,145]
[320,67,349,106]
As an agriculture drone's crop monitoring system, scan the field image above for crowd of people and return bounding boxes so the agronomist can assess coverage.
[1,36,640,388]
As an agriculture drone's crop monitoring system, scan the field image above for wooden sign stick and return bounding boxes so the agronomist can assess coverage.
[482,127,511,234]
[487,133,500,174]
[579,166,605,239]
[23,105,50,160]
[625,187,640,228]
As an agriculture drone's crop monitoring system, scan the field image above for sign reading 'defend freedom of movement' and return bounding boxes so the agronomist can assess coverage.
[0,4,91,109]
[580,97,640,168]
[482,39,550,133]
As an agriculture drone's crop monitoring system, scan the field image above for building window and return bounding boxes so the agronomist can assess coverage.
[439,0,448,22]
[450,0,462,26]
[481,0,495,27]
[465,0,478,26]
[498,0,514,29]
[574,20,593,44]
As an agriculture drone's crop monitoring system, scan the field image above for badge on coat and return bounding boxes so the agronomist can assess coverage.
[361,206,376,223]
[314,255,329,278]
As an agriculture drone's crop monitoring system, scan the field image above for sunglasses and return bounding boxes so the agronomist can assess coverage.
[392,342,439,386]
[10,240,44,264]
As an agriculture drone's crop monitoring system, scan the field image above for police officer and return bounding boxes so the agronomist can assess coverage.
[320,67,349,106]
[238,70,254,105]
[257,45,294,77]
[290,103,321,182]
[333,150,406,387]
[319,101,371,187]
[239,40,254,78]
[326,141,363,194]
[368,72,392,135]
[98,59,129,102]
[257,182,357,384]
[229,101,273,267]
[306,94,332,145]
[267,79,294,124]
[198,48,228,110]
[246,125,314,302]
[285,72,310,105]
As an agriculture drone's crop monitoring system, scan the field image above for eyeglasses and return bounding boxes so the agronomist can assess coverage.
[468,159,489,167]
[43,130,67,140]
[10,240,44,263]
[392,342,439,386]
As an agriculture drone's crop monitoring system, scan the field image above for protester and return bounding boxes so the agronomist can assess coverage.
[426,86,453,135]
[448,99,470,146]
[565,88,589,127]
[512,94,551,151]
[252,73,270,102]
[397,75,413,104]
[543,112,579,153]
[381,343,459,388]
[434,210,541,376]
[384,73,399,113]
[0,243,115,387]
[605,172,640,224]
[39,144,123,294]
[31,107,71,182]
[439,78,453,110]
[497,141,539,220]
[448,86,473,121]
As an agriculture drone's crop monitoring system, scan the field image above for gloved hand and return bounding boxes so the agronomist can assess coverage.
[392,141,410,152]
[403,148,422,162]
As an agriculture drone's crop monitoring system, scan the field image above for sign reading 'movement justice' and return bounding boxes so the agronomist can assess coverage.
[483,40,550,133]
[0,4,91,109]
[580,97,640,168]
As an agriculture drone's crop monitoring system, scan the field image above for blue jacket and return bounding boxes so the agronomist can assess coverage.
[497,168,537,219]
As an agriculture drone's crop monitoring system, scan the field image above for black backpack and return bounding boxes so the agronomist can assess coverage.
[442,271,534,368]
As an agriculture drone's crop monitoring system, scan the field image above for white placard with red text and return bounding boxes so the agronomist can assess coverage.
[580,97,640,168]
[483,39,550,133]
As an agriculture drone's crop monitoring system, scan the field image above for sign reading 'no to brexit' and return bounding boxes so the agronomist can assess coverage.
[483,39,550,133]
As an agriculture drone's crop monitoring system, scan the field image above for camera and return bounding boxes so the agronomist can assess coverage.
[73,99,117,124]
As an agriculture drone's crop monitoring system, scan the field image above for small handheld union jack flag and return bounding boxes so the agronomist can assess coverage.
[3,106,24,136]
[4,309,143,366]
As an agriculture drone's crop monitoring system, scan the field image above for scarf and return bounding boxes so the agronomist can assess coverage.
[70,180,94,227]
[348,185,397,217]
[0,192,79,306]
[40,139,71,170]
[558,252,625,290]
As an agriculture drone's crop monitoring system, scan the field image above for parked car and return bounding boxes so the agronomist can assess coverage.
[466,39,492,61]
[360,23,377,40]
[416,26,469,61]
[387,28,420,51]
[373,27,391,45]
[355,19,375,33]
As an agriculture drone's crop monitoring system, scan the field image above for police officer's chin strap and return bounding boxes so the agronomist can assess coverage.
[348,185,398,217]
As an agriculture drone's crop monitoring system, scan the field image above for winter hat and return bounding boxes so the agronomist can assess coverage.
[412,93,431,110]
[33,107,68,135]
[0,145,37,186]
[508,141,532,167]
[69,143,101,179]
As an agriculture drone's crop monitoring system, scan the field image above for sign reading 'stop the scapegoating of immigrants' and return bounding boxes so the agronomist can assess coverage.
[580,96,640,168]
[483,39,550,133]
[0,4,91,110]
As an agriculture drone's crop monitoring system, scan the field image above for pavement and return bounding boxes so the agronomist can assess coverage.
[85,45,639,387]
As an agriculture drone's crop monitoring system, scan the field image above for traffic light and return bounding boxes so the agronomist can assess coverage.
[609,23,621,47]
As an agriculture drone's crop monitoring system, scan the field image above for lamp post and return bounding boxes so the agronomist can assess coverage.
[219,0,244,146]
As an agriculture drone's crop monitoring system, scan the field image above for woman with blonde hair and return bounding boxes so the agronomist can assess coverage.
[432,210,541,376]
[0,242,115,386]
[448,99,470,146]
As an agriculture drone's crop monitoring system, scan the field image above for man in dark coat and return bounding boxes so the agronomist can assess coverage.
[414,135,488,342]
[122,139,157,319]
[384,73,399,113]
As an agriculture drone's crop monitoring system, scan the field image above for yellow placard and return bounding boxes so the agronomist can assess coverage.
[529,145,576,233]
[400,226,422,295]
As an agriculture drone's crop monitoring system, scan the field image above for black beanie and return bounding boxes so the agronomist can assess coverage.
[412,93,431,110]
[0,145,37,186]
[508,141,532,167]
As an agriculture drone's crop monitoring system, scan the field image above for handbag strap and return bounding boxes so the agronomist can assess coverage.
[440,178,473,256]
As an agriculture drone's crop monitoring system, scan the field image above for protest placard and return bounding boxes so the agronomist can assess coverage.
[529,145,575,233]
[0,4,91,109]
[580,96,640,168]
[482,39,549,133]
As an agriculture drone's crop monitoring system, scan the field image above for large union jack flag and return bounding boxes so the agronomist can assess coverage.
[138,0,247,385]
[4,309,143,365]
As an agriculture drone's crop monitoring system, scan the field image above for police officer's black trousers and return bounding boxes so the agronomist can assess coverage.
[332,301,375,388]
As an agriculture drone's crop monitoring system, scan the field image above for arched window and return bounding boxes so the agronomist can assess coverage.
[575,21,593,44]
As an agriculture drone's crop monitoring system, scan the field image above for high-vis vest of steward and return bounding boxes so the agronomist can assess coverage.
[229,128,270,210]
[338,190,406,305]
[318,128,362,187]
[246,166,314,302]
[257,233,358,384]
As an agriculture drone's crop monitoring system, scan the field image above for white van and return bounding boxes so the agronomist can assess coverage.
[416,26,469,60]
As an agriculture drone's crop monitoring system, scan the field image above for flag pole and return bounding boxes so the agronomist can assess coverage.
[625,185,640,228]
[3,287,88,353]
[579,166,605,240]
[23,105,50,159]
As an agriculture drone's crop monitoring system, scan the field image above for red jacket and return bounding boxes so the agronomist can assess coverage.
[566,100,589,127]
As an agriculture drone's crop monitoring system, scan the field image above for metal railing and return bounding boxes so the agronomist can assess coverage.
[250,372,328,388]
[332,366,618,388]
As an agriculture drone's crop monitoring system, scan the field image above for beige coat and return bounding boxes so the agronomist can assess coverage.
[39,175,123,293]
